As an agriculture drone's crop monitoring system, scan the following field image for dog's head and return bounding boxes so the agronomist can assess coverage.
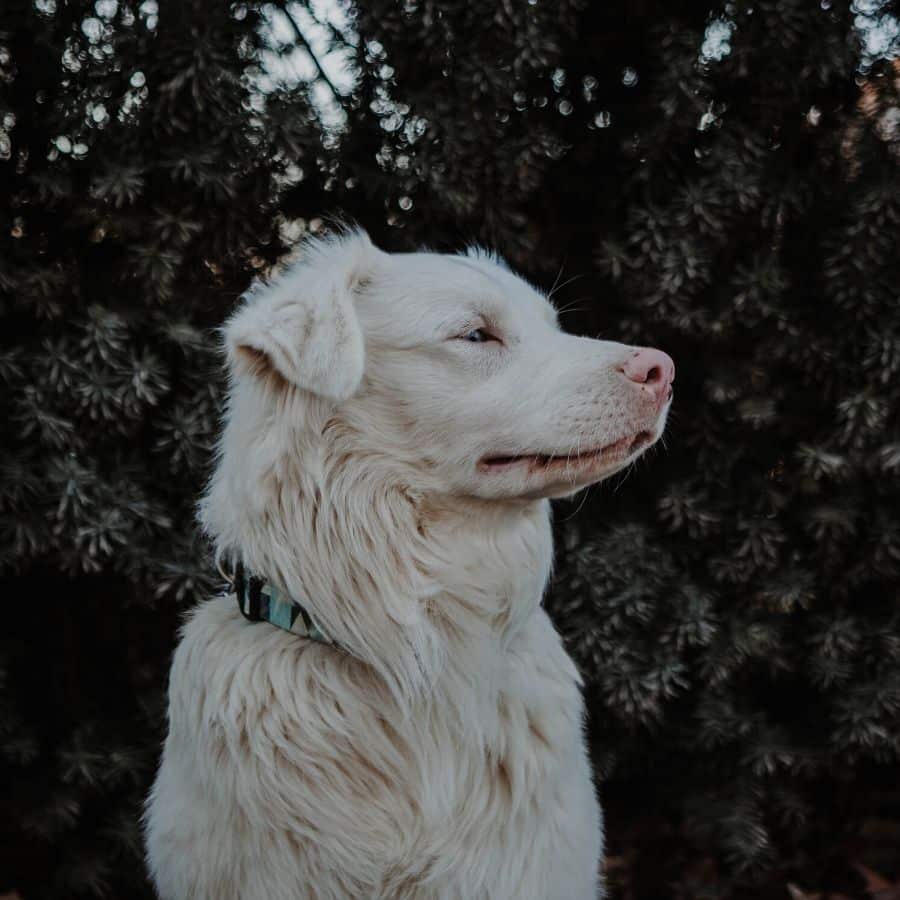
[222,228,673,504]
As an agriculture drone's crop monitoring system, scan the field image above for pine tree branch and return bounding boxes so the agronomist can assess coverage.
[295,0,356,54]
[278,4,349,114]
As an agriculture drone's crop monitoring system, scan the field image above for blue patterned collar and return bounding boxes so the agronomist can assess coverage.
[231,562,341,649]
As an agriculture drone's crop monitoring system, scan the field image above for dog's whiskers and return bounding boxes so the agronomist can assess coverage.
[548,260,567,299]
[553,293,590,316]
[612,461,636,494]
[562,482,594,523]
[549,275,587,305]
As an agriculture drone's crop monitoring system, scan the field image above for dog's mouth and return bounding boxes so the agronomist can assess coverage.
[479,430,655,475]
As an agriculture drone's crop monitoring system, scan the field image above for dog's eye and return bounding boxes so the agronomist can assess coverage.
[459,328,495,343]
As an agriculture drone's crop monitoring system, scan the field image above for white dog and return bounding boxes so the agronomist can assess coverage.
[144,228,674,900]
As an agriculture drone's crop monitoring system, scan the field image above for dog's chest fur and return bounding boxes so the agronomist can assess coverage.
[147,592,602,900]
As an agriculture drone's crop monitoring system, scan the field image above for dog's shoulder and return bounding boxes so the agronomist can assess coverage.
[170,595,249,681]
[166,595,313,728]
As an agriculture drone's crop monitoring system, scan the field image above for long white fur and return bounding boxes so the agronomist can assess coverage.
[144,228,671,900]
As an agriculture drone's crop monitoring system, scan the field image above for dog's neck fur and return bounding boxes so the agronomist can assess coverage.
[200,377,554,719]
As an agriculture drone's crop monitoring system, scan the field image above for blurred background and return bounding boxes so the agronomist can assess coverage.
[2,0,900,897]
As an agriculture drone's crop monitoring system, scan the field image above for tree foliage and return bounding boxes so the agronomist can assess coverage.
[1,0,899,896]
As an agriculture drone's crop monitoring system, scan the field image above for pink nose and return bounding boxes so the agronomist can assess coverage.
[621,347,675,402]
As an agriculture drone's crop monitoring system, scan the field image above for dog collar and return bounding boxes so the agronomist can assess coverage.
[231,562,340,648]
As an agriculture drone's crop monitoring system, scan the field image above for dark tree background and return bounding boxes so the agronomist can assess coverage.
[2,0,899,897]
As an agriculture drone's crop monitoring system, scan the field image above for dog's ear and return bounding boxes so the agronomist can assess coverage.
[225,229,380,401]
